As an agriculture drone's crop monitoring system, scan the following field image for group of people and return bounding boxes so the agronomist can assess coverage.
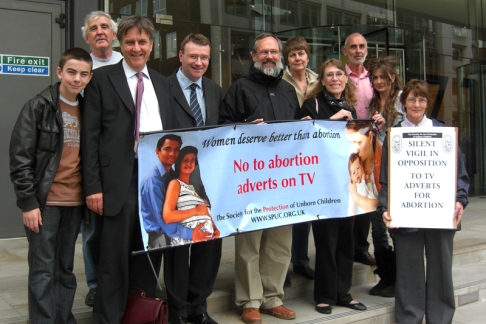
[8,10,468,324]
[279,32,469,324]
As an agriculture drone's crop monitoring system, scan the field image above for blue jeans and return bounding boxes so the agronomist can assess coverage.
[25,206,83,324]
[81,210,103,289]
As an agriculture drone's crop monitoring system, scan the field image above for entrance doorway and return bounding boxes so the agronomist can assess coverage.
[0,0,66,237]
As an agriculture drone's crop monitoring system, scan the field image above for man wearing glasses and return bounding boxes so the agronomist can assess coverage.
[220,33,300,324]
[165,33,223,324]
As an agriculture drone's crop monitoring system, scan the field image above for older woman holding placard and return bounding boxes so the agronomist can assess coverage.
[377,79,469,323]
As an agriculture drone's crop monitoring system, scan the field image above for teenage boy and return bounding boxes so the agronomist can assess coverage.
[9,47,93,323]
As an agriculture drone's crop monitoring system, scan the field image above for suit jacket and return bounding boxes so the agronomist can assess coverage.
[167,72,222,128]
[82,60,173,216]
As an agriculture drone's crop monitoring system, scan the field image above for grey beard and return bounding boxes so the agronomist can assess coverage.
[254,60,284,77]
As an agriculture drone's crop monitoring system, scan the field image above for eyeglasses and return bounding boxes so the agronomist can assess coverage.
[183,53,210,62]
[324,72,346,79]
[255,50,280,57]
[406,98,428,105]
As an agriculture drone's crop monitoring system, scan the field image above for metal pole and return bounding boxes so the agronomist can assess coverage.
[338,26,341,57]
[423,38,426,80]
[219,44,222,86]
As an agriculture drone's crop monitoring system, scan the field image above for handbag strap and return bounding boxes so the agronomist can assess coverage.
[315,98,318,114]
[128,286,147,297]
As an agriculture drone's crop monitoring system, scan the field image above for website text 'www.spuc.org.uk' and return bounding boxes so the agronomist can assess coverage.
[250,210,305,223]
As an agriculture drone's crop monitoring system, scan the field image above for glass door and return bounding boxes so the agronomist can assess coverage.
[456,62,486,195]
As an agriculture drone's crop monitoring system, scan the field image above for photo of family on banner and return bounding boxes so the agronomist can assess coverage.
[136,119,382,252]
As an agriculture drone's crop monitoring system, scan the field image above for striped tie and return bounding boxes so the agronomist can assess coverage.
[190,83,204,127]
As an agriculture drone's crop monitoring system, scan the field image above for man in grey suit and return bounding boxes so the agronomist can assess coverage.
[163,33,223,324]
[82,16,169,323]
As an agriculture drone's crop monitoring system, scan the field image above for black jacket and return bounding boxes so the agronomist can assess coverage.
[299,89,357,120]
[376,118,469,232]
[9,83,79,212]
[220,65,299,123]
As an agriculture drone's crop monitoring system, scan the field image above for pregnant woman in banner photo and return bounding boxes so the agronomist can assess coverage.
[377,79,469,324]
[299,58,366,315]
[163,146,220,246]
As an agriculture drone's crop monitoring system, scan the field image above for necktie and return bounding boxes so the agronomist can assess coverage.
[134,72,144,152]
[190,83,204,127]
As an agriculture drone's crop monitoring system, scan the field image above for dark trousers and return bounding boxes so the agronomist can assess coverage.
[291,222,312,266]
[369,211,390,250]
[25,206,83,324]
[354,212,371,253]
[81,210,103,289]
[313,216,354,305]
[93,169,162,324]
[355,211,392,279]
[164,238,222,318]
[370,211,395,280]
[394,229,455,324]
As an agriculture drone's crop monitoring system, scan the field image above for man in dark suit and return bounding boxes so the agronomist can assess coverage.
[81,15,169,323]
[163,33,223,324]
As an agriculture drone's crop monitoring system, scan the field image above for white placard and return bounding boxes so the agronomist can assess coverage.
[388,127,457,229]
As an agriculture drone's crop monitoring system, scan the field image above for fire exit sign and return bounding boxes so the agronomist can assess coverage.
[0,54,50,76]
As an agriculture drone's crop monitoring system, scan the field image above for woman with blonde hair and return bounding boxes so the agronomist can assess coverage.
[299,59,366,315]
[299,58,357,120]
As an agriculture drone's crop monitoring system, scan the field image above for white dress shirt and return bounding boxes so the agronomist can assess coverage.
[122,60,163,132]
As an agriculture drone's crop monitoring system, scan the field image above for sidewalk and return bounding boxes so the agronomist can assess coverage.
[0,197,485,323]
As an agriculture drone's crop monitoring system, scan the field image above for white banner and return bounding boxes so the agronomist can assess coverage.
[138,120,381,250]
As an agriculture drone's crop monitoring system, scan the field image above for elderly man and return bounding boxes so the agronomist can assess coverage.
[82,15,170,323]
[80,10,123,307]
[220,33,299,324]
[82,11,122,68]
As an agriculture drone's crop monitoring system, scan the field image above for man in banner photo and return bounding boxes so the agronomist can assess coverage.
[140,134,185,248]
[140,134,218,249]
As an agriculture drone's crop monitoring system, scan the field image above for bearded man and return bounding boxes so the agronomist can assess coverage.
[219,33,300,324]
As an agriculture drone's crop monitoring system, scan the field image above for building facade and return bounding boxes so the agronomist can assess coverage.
[0,0,484,237]
[105,0,486,196]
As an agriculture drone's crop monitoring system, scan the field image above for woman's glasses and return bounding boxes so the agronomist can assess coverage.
[406,98,428,106]
[324,72,346,79]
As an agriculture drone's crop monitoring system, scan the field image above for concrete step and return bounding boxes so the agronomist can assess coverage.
[209,259,486,324]
[200,233,486,317]
[2,201,486,324]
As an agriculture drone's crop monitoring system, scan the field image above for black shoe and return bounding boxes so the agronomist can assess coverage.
[369,279,390,296]
[338,301,367,311]
[188,312,217,324]
[171,316,188,324]
[284,272,291,287]
[380,283,395,297]
[315,304,332,314]
[354,251,376,265]
[85,288,96,307]
[293,264,315,280]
